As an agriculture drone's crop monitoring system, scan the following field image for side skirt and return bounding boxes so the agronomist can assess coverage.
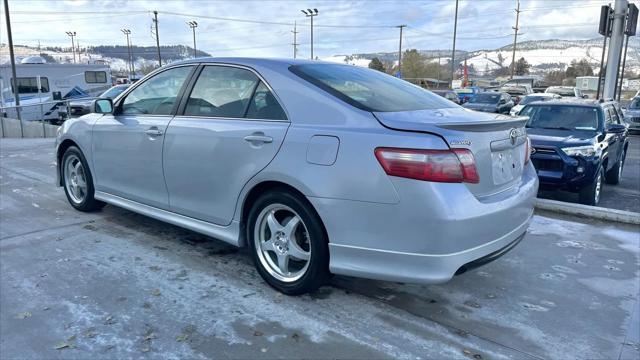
[94,191,241,246]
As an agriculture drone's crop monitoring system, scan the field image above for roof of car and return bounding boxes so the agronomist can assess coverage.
[165,57,338,68]
[527,98,616,107]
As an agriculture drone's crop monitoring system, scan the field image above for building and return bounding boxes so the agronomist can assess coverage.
[576,76,600,91]
[622,78,640,92]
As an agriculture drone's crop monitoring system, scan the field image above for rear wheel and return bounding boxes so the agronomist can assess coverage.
[62,146,105,212]
[247,189,329,295]
[605,149,626,185]
[579,166,603,206]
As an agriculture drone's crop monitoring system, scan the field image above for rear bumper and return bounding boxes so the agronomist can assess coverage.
[327,215,530,284]
[310,163,538,284]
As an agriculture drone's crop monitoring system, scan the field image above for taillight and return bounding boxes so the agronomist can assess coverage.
[374,147,480,183]
[524,136,531,164]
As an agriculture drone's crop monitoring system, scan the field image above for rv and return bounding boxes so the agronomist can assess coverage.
[0,57,112,123]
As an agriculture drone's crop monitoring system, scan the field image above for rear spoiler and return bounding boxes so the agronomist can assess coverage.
[436,116,528,132]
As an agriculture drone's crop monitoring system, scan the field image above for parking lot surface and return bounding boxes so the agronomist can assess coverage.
[539,133,640,212]
[1,139,639,359]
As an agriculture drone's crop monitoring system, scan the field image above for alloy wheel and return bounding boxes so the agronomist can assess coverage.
[254,204,311,282]
[64,154,88,204]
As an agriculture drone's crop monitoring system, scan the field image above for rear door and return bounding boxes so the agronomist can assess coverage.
[92,65,195,209]
[603,106,620,167]
[163,65,289,225]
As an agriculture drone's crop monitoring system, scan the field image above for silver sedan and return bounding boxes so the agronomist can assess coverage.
[56,58,538,295]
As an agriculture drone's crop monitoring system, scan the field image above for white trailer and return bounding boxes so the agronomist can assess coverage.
[0,58,112,122]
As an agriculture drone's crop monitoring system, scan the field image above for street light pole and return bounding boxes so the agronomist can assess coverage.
[187,21,198,58]
[397,25,406,78]
[450,0,458,89]
[65,31,77,63]
[121,29,133,79]
[301,8,318,60]
[510,0,521,79]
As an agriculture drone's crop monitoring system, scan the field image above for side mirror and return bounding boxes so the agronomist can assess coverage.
[93,99,113,114]
[499,99,507,105]
[606,123,626,133]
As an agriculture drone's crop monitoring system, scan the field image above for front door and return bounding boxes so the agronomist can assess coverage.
[163,65,289,225]
[92,65,195,209]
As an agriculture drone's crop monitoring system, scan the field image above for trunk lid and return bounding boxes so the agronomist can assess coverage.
[374,107,528,198]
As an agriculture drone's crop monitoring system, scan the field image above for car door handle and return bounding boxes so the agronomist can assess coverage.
[145,128,164,136]
[244,135,273,143]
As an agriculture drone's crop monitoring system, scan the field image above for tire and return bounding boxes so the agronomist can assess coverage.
[579,166,604,206]
[61,146,105,212]
[605,149,626,185]
[247,189,329,295]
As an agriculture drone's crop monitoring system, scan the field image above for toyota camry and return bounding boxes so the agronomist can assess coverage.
[56,58,538,295]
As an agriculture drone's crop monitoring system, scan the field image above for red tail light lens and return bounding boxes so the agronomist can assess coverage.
[374,147,480,183]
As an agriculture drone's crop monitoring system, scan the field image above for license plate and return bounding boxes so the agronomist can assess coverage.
[491,147,523,185]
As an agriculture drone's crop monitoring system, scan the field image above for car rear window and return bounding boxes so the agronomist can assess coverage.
[289,64,456,112]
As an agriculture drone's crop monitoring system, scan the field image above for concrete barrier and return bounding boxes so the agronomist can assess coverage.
[0,117,59,138]
[535,198,640,225]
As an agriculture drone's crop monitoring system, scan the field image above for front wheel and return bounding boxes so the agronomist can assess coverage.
[605,149,626,185]
[247,190,329,295]
[61,146,105,212]
[579,166,604,206]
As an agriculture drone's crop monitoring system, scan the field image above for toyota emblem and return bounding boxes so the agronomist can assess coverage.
[509,128,518,146]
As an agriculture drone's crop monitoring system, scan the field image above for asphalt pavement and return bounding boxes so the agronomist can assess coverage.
[1,138,639,359]
[539,133,640,212]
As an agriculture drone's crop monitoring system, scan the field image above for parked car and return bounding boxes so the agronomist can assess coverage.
[521,99,628,205]
[500,84,533,105]
[510,93,561,116]
[69,84,130,117]
[545,86,586,98]
[462,92,514,114]
[454,87,481,103]
[431,89,460,104]
[623,96,640,132]
[56,58,538,295]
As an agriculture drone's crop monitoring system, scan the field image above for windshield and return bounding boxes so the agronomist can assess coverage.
[101,86,128,99]
[629,98,640,110]
[469,93,500,104]
[546,88,575,97]
[290,64,456,112]
[522,105,600,131]
[520,96,550,105]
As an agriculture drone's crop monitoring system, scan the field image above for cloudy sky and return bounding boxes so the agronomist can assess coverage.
[0,0,621,58]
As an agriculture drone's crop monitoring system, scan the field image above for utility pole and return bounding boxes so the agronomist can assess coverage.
[603,0,628,99]
[153,11,162,67]
[510,0,521,79]
[121,29,133,79]
[397,25,406,78]
[4,0,22,124]
[301,9,318,60]
[292,21,299,59]
[65,31,77,63]
[617,3,638,100]
[187,21,198,58]
[450,0,459,88]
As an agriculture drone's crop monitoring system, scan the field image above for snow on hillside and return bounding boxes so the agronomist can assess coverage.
[466,39,640,75]
[322,55,372,67]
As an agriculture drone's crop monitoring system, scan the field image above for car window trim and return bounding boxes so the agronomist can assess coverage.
[113,64,198,117]
[176,63,289,122]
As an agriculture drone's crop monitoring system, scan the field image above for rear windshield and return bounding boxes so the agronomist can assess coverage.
[522,105,601,131]
[546,88,576,97]
[469,93,500,103]
[520,95,551,105]
[289,64,456,112]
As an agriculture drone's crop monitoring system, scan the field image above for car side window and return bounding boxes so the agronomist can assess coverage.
[603,107,613,125]
[245,82,287,120]
[612,104,624,124]
[121,66,193,116]
[184,66,259,118]
[608,107,620,124]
